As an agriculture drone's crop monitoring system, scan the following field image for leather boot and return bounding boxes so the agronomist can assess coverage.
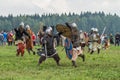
[98,49,100,54]
[90,50,94,54]
[79,54,85,62]
[72,61,77,67]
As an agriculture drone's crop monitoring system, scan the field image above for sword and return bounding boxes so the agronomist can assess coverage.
[44,39,48,58]
[100,26,106,45]
[100,26,106,39]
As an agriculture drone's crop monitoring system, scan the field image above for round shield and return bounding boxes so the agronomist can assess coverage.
[56,24,72,38]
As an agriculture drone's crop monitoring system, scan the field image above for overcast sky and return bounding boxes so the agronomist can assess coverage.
[0,0,120,16]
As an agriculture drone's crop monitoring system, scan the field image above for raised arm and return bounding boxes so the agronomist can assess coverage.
[23,30,30,39]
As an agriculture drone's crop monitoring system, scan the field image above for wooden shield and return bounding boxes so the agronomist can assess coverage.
[56,24,72,38]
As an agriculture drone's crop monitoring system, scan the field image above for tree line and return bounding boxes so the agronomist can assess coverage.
[0,11,120,35]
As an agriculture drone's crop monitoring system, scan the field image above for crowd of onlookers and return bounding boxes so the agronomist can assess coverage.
[0,30,37,46]
[0,30,14,46]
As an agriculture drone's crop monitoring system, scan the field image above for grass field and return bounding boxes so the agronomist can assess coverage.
[0,45,120,80]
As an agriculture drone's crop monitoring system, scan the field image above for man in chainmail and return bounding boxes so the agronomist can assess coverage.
[37,27,60,66]
[65,23,85,67]
[88,28,101,54]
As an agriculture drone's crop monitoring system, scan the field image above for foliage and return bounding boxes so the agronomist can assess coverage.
[0,12,120,35]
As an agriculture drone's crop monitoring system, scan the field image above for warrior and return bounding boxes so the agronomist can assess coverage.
[88,28,101,54]
[57,23,85,67]
[79,30,89,50]
[109,34,114,44]
[14,22,30,56]
[102,34,110,49]
[25,25,35,55]
[37,26,47,45]
[88,28,95,53]
[115,32,120,46]
[37,27,60,66]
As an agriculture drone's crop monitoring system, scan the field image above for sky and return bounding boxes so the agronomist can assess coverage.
[0,0,120,16]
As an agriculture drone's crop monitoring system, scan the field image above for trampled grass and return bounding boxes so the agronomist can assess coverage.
[0,45,120,80]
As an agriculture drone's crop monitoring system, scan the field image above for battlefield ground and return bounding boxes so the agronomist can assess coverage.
[0,45,120,80]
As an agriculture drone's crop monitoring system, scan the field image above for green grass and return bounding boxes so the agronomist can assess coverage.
[0,45,120,80]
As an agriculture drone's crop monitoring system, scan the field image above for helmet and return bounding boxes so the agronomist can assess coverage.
[71,23,77,27]
[91,27,95,31]
[46,29,51,34]
[26,25,30,30]
[46,27,52,34]
[47,26,52,31]
[19,22,24,27]
[94,28,98,32]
